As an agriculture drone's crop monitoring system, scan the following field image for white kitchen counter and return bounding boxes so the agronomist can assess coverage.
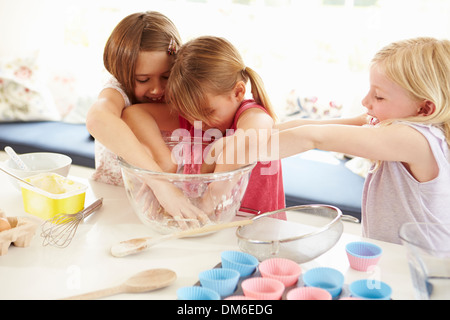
[0,154,415,300]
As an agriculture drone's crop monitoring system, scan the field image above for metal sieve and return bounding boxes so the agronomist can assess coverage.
[236,204,344,263]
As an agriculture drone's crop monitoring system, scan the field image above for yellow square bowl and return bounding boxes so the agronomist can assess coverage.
[19,173,87,220]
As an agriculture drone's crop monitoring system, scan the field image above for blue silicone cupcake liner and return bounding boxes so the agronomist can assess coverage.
[302,267,345,298]
[177,286,221,300]
[349,279,392,300]
[199,268,240,297]
[346,241,382,259]
[221,251,259,277]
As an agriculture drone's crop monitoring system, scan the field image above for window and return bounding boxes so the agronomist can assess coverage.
[1,0,449,119]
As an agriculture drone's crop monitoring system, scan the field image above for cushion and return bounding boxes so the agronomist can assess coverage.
[283,90,344,120]
[0,55,61,122]
[0,121,95,168]
[282,150,364,220]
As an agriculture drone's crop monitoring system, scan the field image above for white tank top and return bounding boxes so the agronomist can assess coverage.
[362,122,450,244]
[91,77,131,186]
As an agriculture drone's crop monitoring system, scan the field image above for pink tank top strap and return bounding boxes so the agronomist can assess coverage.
[231,100,267,129]
[178,115,192,130]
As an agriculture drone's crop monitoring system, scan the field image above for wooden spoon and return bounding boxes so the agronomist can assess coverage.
[111,219,253,258]
[62,268,177,300]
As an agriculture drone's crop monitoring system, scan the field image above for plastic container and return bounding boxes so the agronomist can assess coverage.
[198,268,240,298]
[258,258,302,286]
[241,277,285,300]
[286,287,332,300]
[346,241,382,271]
[19,173,87,220]
[349,279,392,300]
[221,250,259,277]
[177,286,220,300]
[302,267,345,298]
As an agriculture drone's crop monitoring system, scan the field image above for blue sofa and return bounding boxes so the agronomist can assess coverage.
[282,150,364,220]
[0,121,95,168]
[0,121,363,220]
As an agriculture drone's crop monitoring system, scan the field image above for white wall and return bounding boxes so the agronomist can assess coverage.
[1,0,449,119]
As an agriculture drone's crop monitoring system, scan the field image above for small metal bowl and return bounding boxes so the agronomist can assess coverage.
[236,205,343,263]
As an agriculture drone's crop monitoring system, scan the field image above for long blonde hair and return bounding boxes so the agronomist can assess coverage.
[372,37,450,147]
[166,36,277,123]
[103,11,182,104]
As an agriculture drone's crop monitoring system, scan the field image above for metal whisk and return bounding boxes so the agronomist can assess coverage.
[41,198,103,248]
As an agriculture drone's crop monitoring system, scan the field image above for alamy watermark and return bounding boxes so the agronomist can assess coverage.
[169,121,280,175]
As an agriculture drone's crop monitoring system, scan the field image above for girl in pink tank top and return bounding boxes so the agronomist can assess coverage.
[177,100,285,218]
[167,36,285,218]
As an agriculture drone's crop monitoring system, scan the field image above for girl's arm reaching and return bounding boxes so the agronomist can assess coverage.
[122,103,177,173]
[272,122,438,183]
[274,113,369,131]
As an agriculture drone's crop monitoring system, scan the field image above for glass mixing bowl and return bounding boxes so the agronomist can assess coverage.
[119,138,256,234]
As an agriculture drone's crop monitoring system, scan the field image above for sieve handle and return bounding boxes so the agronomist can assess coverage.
[341,215,360,223]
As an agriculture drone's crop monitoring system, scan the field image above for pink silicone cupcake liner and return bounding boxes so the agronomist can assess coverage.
[286,287,332,300]
[224,295,256,300]
[346,242,382,271]
[259,258,302,286]
[241,277,285,300]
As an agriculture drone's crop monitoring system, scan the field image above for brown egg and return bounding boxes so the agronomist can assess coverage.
[0,217,12,232]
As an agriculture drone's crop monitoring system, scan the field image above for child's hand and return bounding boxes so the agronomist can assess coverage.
[155,182,211,229]
[137,176,211,230]
[198,178,240,220]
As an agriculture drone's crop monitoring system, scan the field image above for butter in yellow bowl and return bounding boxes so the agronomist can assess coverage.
[19,173,87,220]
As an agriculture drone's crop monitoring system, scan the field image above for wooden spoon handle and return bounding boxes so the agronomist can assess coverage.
[173,219,253,238]
[111,219,253,258]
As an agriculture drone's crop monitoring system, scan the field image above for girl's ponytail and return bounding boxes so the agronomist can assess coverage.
[244,67,278,122]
